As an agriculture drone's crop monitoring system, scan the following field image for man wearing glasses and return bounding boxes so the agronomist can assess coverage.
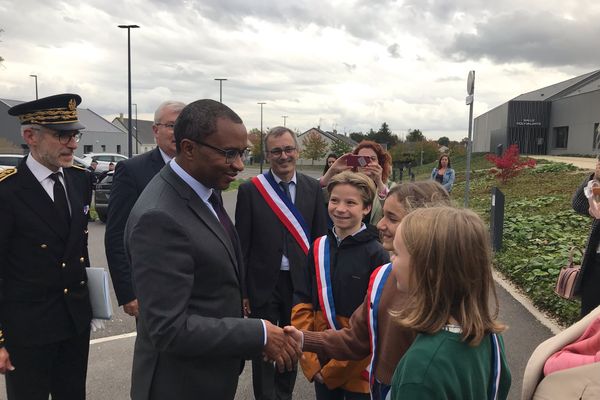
[126,100,300,399]
[236,126,327,400]
[105,100,185,319]
[0,94,93,399]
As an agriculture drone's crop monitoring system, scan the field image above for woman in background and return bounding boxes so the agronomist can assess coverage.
[323,153,339,175]
[430,154,455,193]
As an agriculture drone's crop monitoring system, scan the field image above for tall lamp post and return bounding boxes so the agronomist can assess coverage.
[132,103,139,154]
[214,78,228,103]
[258,102,266,173]
[29,74,38,99]
[118,24,140,158]
[282,115,288,127]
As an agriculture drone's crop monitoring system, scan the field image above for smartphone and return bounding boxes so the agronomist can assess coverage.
[346,155,369,167]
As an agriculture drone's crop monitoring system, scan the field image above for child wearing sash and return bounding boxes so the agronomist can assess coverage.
[292,171,389,400]
[389,207,511,399]
[285,181,449,400]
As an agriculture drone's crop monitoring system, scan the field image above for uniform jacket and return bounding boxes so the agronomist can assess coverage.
[126,164,264,400]
[235,172,327,309]
[292,229,389,392]
[105,147,165,305]
[0,158,92,346]
[571,173,600,296]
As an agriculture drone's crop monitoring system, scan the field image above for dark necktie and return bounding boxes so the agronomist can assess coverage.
[50,172,71,224]
[279,181,292,256]
[208,191,237,246]
[279,181,292,201]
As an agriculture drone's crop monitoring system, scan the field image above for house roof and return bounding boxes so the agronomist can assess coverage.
[112,117,155,144]
[298,127,358,147]
[513,69,600,101]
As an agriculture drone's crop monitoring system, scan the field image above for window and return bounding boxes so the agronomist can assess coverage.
[83,145,93,153]
[594,123,600,150]
[101,145,106,152]
[116,145,121,154]
[553,126,569,148]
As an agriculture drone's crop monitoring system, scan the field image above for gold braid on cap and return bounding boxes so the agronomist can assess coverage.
[18,107,78,125]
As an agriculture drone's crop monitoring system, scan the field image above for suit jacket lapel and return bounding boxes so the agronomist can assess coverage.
[15,162,69,240]
[150,147,166,175]
[294,173,311,223]
[161,166,241,280]
[63,170,87,256]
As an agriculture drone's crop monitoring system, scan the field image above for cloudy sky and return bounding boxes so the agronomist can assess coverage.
[1,0,599,141]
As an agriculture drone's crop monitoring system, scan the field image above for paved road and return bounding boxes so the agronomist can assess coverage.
[0,166,558,400]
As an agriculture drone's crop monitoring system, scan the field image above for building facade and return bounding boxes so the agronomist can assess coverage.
[474,70,600,155]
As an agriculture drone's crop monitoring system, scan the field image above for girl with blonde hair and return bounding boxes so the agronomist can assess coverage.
[390,207,511,399]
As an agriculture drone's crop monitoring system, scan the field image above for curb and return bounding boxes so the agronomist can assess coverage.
[492,269,563,335]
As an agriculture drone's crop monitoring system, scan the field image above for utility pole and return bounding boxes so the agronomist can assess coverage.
[258,102,266,173]
[215,78,228,102]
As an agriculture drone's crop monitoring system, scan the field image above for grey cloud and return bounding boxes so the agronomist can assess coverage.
[445,11,600,67]
[387,43,400,58]
[343,62,356,72]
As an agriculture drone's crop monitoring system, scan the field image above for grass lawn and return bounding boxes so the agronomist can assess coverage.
[395,153,590,326]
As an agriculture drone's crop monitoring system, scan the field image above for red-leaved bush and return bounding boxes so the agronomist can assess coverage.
[485,144,536,183]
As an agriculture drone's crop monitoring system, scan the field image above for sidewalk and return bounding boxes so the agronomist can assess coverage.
[530,155,596,170]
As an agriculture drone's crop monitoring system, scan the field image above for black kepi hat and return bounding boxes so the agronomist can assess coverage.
[8,93,86,131]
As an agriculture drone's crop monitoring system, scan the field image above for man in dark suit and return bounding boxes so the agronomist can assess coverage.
[0,94,92,399]
[236,126,328,400]
[125,99,300,399]
[105,100,185,317]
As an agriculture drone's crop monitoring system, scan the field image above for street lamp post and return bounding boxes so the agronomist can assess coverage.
[258,102,266,173]
[214,78,228,103]
[282,115,288,127]
[29,74,38,99]
[132,103,139,154]
[118,24,140,158]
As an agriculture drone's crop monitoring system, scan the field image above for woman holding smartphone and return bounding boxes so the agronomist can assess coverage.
[320,141,392,227]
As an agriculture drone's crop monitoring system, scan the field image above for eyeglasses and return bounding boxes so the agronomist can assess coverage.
[268,146,297,157]
[31,127,82,144]
[196,141,247,164]
[155,123,175,129]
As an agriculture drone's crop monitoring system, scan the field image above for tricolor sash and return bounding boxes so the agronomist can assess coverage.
[313,235,341,330]
[488,333,502,400]
[365,263,393,392]
[251,172,310,255]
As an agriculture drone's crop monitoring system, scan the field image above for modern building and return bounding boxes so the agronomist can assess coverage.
[112,115,156,154]
[473,70,600,155]
[0,98,128,156]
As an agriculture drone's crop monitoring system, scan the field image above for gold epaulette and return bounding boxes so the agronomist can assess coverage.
[70,164,86,171]
[0,167,17,182]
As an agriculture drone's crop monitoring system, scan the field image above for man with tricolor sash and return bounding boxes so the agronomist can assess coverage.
[236,126,327,400]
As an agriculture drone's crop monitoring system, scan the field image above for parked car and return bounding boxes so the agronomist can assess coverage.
[0,154,24,172]
[73,155,90,169]
[82,153,128,172]
[94,171,113,223]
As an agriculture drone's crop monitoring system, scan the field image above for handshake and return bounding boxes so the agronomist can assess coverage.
[262,322,304,372]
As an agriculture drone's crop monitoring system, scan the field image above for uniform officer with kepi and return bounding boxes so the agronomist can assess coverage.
[0,93,93,399]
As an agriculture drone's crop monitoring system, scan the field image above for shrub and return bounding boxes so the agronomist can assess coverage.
[485,144,536,183]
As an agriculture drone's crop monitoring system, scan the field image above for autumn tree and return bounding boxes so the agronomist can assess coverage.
[406,129,425,142]
[247,128,262,164]
[330,139,353,156]
[301,131,329,165]
[437,136,450,146]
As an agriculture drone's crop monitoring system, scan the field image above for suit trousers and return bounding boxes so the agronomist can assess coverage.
[581,253,600,317]
[5,328,91,400]
[251,270,297,400]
